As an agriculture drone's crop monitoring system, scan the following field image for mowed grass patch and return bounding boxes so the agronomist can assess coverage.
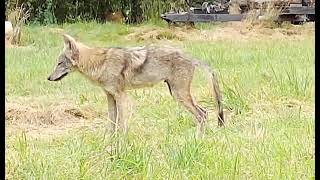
[5,22,314,179]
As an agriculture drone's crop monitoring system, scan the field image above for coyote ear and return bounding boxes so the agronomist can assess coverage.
[62,34,79,61]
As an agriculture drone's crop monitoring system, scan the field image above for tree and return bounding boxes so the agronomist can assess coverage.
[130,0,143,23]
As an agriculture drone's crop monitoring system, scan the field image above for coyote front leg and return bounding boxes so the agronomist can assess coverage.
[105,91,128,154]
[114,92,128,135]
[105,92,117,138]
[105,91,128,135]
[110,92,128,154]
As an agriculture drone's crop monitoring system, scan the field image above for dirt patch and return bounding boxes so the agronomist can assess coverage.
[6,102,86,125]
[126,22,314,42]
[47,27,65,34]
[201,22,314,41]
[126,26,192,42]
[5,101,104,138]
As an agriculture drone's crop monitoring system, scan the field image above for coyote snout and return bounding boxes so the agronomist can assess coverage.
[48,34,224,139]
[47,54,73,81]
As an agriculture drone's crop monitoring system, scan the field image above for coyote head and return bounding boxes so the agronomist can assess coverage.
[47,34,79,81]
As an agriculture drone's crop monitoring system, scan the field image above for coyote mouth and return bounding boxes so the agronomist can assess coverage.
[49,72,68,81]
[55,72,68,81]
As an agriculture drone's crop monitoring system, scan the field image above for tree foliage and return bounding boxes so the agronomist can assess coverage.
[5,0,188,24]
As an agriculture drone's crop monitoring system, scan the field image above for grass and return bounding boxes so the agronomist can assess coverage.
[5,21,314,179]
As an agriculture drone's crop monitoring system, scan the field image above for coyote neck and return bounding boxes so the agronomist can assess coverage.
[76,44,100,67]
[76,47,110,82]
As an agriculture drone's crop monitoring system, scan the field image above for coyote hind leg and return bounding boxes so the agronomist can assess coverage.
[167,74,208,138]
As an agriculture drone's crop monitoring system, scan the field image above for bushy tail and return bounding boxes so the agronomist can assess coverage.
[193,60,225,127]
[211,71,224,126]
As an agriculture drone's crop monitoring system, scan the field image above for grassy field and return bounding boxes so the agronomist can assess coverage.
[5,21,314,179]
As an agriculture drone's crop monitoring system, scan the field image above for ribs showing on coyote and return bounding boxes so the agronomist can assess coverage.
[48,34,224,139]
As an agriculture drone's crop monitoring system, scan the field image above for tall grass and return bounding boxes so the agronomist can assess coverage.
[5,22,314,179]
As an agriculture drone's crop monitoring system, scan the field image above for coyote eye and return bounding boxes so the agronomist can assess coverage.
[58,62,63,66]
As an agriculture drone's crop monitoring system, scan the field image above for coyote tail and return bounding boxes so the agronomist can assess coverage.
[193,59,225,126]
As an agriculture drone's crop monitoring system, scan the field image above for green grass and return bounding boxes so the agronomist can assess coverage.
[5,22,314,179]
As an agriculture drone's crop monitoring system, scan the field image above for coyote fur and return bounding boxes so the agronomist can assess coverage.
[48,34,224,137]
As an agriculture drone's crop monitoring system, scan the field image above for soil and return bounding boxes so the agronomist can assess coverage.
[126,22,314,42]
[5,101,105,138]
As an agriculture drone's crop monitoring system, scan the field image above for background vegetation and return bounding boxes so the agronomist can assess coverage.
[5,0,189,24]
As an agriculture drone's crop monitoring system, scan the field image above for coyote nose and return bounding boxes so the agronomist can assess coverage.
[47,76,52,81]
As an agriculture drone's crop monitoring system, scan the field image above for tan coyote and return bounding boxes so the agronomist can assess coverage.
[48,34,224,138]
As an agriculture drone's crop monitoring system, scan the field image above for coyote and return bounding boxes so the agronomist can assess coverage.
[48,34,224,138]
